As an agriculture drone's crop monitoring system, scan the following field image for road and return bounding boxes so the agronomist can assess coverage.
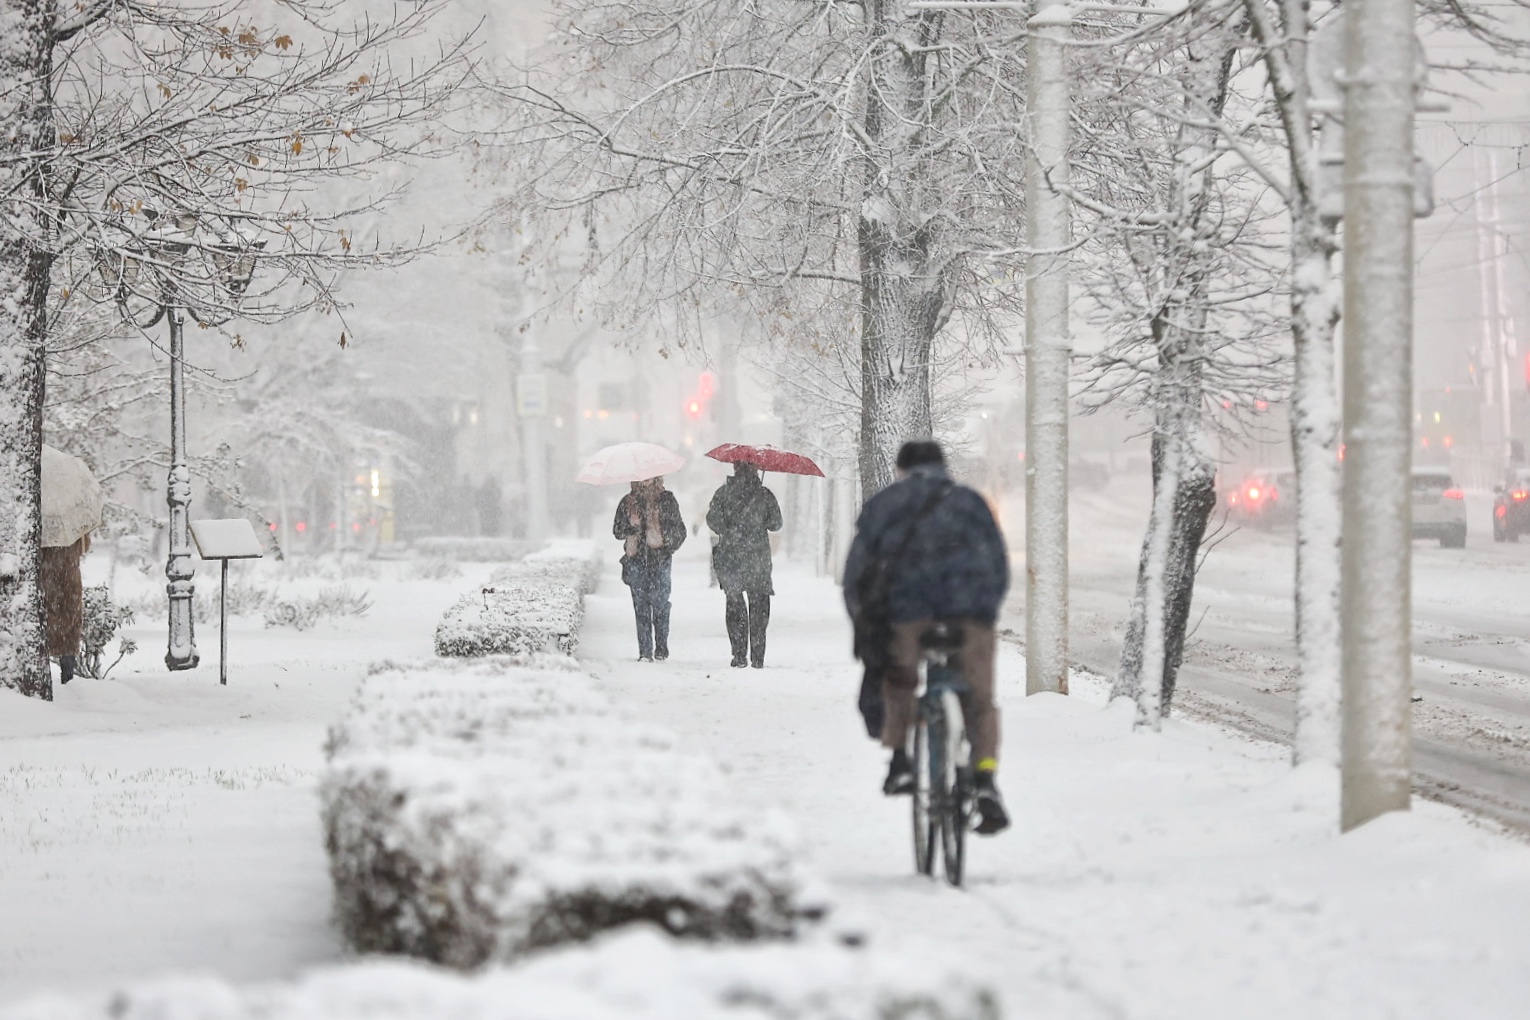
[999,478,1530,833]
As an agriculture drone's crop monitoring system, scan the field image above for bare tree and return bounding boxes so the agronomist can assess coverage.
[1239,0,1345,766]
[0,0,58,699]
[0,0,474,699]
[1070,3,1287,725]
[498,0,1029,498]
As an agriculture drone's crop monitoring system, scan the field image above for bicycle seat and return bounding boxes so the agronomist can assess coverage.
[919,622,964,652]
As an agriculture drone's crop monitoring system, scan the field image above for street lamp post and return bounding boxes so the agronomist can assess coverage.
[99,210,261,671]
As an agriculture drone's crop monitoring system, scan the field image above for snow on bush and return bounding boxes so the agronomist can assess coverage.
[521,539,602,594]
[321,658,827,968]
[263,584,373,630]
[411,536,546,562]
[435,550,596,658]
[0,927,1000,1020]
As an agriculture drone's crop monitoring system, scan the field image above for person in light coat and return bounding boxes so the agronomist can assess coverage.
[613,477,686,661]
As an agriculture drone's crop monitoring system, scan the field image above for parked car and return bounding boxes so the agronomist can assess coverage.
[1412,468,1467,548]
[1492,467,1530,541]
[1223,471,1293,528]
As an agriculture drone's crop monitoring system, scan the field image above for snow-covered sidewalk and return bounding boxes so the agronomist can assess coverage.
[584,548,1530,1019]
[3,544,1529,1017]
[0,562,495,1002]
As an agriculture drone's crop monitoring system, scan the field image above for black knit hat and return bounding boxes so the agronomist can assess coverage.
[896,440,945,471]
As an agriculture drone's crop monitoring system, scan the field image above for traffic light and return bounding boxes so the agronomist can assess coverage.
[684,371,715,421]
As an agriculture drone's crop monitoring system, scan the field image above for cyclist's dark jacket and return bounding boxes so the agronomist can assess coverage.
[843,464,1009,624]
[706,472,783,594]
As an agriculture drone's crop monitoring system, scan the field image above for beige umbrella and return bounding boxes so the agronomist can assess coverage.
[575,442,686,485]
[41,445,103,548]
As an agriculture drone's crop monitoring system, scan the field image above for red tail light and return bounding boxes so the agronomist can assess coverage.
[1513,490,1528,502]
[1497,505,1508,518]
[1247,486,1261,502]
[1443,489,1464,500]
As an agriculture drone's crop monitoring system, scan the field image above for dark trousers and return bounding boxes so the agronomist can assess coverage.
[724,589,770,665]
[626,556,672,658]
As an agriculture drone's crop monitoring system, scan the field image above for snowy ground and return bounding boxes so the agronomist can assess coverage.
[587,547,1530,1018]
[1023,473,1530,829]
[0,556,494,999]
[2,540,1530,1016]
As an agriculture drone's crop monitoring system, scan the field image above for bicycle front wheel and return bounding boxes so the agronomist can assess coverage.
[938,689,967,888]
[911,717,936,876]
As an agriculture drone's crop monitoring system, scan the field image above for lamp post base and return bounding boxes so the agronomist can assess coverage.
[165,582,199,671]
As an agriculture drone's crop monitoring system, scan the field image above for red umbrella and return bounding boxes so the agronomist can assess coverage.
[705,443,825,477]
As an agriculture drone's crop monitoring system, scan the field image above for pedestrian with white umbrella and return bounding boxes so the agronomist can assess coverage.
[577,443,688,662]
[40,445,104,684]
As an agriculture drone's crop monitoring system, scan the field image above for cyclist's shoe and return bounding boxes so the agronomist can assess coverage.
[882,749,914,796]
[973,772,1010,835]
[730,656,747,668]
[638,654,654,663]
[654,648,669,662]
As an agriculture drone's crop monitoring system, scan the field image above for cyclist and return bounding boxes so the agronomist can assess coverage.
[843,440,1011,835]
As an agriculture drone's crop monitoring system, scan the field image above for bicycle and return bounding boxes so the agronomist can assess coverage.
[910,621,974,887]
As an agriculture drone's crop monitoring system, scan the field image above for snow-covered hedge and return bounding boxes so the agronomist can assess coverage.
[433,542,599,658]
[410,536,546,562]
[514,539,602,595]
[0,928,1000,1020]
[321,658,828,968]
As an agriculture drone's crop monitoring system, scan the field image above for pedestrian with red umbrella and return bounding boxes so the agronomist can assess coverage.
[705,450,796,668]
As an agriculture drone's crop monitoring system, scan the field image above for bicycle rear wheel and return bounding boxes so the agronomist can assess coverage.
[937,690,968,887]
[911,717,936,876]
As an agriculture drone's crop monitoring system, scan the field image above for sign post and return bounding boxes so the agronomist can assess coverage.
[189,519,264,686]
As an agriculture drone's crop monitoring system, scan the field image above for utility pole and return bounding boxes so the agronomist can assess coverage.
[909,0,1178,696]
[1339,0,1417,831]
[1024,0,1072,696]
[514,223,550,543]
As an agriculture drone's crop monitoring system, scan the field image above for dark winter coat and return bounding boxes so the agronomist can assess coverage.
[613,489,686,571]
[706,474,783,594]
[41,536,88,657]
[842,465,1009,625]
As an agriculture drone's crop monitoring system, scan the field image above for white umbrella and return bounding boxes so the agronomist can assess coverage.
[575,442,686,485]
[41,445,104,548]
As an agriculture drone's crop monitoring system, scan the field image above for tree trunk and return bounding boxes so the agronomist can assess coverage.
[856,1,945,501]
[1161,459,1218,713]
[1115,427,1217,720]
[1245,0,1345,767]
[1289,214,1342,766]
[0,0,55,700]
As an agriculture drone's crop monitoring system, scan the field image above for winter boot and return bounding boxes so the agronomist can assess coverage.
[882,748,914,796]
[973,770,1010,835]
